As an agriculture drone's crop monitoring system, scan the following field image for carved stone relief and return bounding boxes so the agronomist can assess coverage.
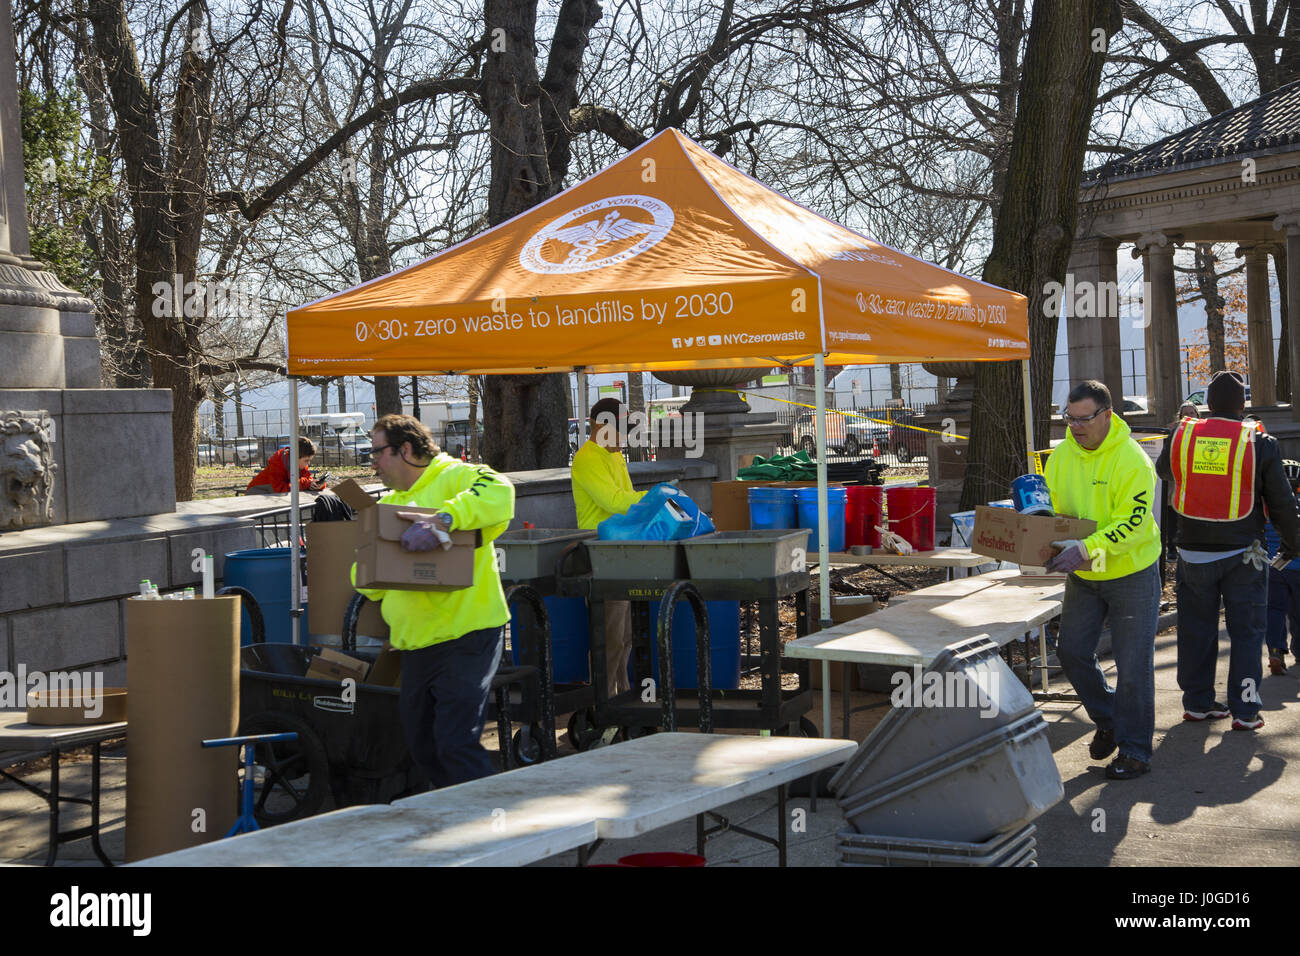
[1,409,56,530]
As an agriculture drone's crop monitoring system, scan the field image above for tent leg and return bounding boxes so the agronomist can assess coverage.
[289,375,301,646]
[814,354,832,738]
[1022,358,1035,474]
[577,370,589,445]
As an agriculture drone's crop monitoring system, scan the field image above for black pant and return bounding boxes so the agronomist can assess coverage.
[397,627,503,788]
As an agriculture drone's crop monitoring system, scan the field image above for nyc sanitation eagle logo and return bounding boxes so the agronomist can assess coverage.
[519,195,674,274]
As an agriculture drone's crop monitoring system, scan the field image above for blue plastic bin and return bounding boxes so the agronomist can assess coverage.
[639,599,742,691]
[748,487,799,530]
[795,487,847,553]
[222,548,306,645]
[510,595,590,684]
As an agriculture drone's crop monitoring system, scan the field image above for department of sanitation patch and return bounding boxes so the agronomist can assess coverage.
[1192,437,1231,475]
[519,195,674,274]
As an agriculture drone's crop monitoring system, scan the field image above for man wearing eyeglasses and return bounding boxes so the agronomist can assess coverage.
[1156,370,1300,734]
[351,413,515,788]
[1043,380,1162,780]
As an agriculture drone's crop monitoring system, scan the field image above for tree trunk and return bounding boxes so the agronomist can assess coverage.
[626,372,647,461]
[320,382,328,414]
[1196,244,1228,374]
[961,0,1119,509]
[212,382,225,441]
[468,377,481,462]
[234,378,245,437]
[337,380,347,413]
[889,364,903,402]
[479,0,597,472]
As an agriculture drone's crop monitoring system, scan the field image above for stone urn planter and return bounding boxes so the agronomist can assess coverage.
[652,367,762,415]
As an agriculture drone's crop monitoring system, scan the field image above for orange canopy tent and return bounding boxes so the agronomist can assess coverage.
[283,130,1031,712]
[287,129,1028,375]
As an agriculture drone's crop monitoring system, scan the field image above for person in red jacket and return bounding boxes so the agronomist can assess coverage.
[246,438,326,494]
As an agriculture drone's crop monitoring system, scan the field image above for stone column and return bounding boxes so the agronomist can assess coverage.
[1066,237,1124,404]
[1133,232,1181,423]
[1237,243,1276,408]
[1276,213,1300,420]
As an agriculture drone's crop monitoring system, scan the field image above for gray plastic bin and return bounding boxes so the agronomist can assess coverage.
[495,528,596,581]
[837,823,1036,867]
[681,529,812,581]
[830,637,1036,798]
[584,539,689,582]
[837,710,1061,841]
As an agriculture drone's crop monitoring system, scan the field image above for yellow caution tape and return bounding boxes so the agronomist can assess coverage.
[716,388,969,441]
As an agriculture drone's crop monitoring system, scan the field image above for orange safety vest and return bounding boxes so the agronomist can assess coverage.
[1170,417,1257,521]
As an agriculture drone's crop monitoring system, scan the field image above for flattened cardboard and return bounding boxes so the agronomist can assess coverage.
[332,477,379,512]
[971,506,1096,568]
[306,520,389,640]
[354,503,481,590]
[366,645,402,687]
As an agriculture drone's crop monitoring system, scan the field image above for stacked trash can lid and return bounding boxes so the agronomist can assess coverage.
[830,636,1062,865]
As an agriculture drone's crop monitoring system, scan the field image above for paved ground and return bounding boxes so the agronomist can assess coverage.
[2,618,1298,867]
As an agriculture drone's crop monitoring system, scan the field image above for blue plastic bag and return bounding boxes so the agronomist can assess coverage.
[597,483,716,541]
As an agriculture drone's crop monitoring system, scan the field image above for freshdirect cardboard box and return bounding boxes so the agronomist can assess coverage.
[970,506,1096,568]
[355,503,481,590]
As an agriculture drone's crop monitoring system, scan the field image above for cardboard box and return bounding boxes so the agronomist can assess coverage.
[306,646,371,683]
[970,506,1096,568]
[710,480,840,531]
[354,503,481,590]
[306,520,390,640]
[809,595,878,691]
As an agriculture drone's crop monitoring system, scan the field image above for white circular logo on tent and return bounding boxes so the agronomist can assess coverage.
[519,195,674,274]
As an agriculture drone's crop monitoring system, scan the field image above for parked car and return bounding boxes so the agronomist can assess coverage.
[791,409,849,456]
[886,409,926,463]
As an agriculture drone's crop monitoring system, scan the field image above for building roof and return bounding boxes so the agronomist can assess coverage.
[1084,78,1300,184]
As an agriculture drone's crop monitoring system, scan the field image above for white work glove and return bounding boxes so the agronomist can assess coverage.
[1243,541,1268,571]
[1046,539,1089,574]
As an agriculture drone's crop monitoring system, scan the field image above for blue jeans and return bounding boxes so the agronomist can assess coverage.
[1056,561,1160,763]
[1266,565,1300,656]
[398,626,504,789]
[1177,555,1265,721]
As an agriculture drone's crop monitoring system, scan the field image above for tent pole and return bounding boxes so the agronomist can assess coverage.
[577,369,589,444]
[1021,358,1035,474]
[815,353,832,738]
[289,375,302,645]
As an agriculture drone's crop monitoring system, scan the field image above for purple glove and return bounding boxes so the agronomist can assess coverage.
[400,517,450,552]
[1046,539,1089,574]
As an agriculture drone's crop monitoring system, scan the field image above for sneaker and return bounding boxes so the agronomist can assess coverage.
[1183,702,1231,721]
[1089,727,1117,760]
[1105,755,1150,780]
[1231,716,1264,731]
[1268,654,1287,676]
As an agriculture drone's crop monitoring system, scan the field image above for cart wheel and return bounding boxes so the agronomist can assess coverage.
[566,708,599,751]
[798,716,820,738]
[512,725,544,766]
[238,711,330,826]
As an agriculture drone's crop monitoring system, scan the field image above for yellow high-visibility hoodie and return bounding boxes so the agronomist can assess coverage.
[571,440,645,530]
[350,454,514,650]
[1044,413,1161,580]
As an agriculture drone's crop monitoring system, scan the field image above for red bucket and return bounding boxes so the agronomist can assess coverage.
[617,852,706,867]
[845,486,884,548]
[885,486,936,552]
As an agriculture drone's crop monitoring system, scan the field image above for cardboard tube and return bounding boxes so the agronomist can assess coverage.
[125,595,240,862]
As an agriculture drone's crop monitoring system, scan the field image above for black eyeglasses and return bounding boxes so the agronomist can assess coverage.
[1062,406,1110,426]
[368,444,395,461]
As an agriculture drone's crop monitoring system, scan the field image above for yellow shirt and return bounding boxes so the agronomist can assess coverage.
[350,454,514,649]
[571,440,646,530]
